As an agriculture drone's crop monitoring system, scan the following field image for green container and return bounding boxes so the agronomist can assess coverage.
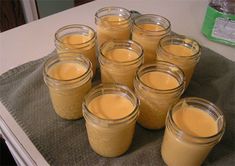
[201,6,235,47]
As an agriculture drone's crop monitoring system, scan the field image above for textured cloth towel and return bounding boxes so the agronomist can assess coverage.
[0,46,234,165]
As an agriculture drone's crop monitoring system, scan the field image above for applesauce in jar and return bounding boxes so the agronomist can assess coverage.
[55,24,97,75]
[83,84,139,157]
[132,14,171,64]
[134,61,185,129]
[157,35,201,88]
[161,97,225,166]
[95,7,131,47]
[44,53,93,120]
[99,40,143,89]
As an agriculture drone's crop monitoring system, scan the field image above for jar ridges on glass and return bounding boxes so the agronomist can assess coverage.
[134,61,185,129]
[132,14,171,64]
[157,35,201,88]
[99,40,144,89]
[161,97,225,166]
[55,24,97,75]
[83,84,139,157]
[44,53,93,120]
[95,7,132,47]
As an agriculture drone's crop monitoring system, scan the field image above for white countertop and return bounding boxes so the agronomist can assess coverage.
[0,0,234,165]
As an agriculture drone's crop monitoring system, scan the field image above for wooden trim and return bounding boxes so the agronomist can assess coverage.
[0,0,26,32]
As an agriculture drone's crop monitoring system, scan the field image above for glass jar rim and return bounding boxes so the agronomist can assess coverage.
[135,61,185,93]
[55,24,96,47]
[99,39,144,66]
[43,53,92,85]
[83,83,139,125]
[159,34,201,60]
[95,6,131,22]
[168,97,226,143]
[133,14,171,34]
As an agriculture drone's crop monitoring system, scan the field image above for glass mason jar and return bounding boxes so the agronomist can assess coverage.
[161,97,226,166]
[95,7,132,47]
[99,40,144,89]
[43,53,93,120]
[55,24,97,75]
[132,14,171,64]
[157,35,201,88]
[134,61,185,129]
[83,84,139,157]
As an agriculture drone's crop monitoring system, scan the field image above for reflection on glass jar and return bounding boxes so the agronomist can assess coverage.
[43,53,93,120]
[99,40,143,89]
[95,7,132,47]
[161,97,225,166]
[132,14,171,64]
[55,24,97,75]
[134,61,185,129]
[83,84,139,157]
[157,35,201,88]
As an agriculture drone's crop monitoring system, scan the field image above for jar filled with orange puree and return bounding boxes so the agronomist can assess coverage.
[161,97,225,166]
[157,35,201,88]
[132,14,171,64]
[83,84,139,157]
[95,7,132,47]
[43,53,93,120]
[99,40,143,89]
[55,24,97,75]
[134,61,185,129]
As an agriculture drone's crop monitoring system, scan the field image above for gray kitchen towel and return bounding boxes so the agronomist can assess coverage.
[0,46,234,166]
